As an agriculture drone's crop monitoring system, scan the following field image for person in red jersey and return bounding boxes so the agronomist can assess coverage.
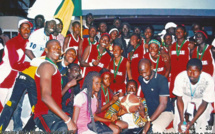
[63,21,81,64]
[169,25,190,98]
[144,39,170,78]
[78,25,97,62]
[127,34,145,97]
[108,43,132,95]
[81,33,112,78]
[34,40,77,132]
[192,30,215,76]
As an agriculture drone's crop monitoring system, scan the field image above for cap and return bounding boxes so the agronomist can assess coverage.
[109,28,119,35]
[165,22,177,30]
[148,39,161,48]
[18,19,33,29]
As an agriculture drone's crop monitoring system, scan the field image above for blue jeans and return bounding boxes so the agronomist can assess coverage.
[34,111,68,132]
[12,90,26,131]
[0,72,37,131]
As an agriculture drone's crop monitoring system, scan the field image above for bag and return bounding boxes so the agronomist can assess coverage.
[88,121,113,134]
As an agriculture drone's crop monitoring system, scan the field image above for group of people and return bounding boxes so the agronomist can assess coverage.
[0,12,215,134]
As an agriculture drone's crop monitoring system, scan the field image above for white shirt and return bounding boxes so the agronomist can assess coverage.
[173,71,215,104]
[25,28,49,61]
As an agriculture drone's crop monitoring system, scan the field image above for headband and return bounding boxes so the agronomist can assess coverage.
[148,39,161,48]
[109,28,119,35]
[196,30,208,39]
[101,33,111,39]
[101,71,111,78]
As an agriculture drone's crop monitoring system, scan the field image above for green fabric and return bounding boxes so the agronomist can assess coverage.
[54,0,65,15]
[72,0,82,16]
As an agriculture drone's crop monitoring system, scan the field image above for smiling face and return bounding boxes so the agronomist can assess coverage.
[92,76,102,93]
[89,27,97,38]
[126,81,137,95]
[19,23,31,39]
[130,35,140,47]
[45,20,56,36]
[102,73,111,87]
[68,65,80,80]
[175,28,185,40]
[99,23,107,33]
[138,61,153,81]
[148,43,159,57]
[144,28,152,39]
[45,41,61,62]
[195,32,205,45]
[113,45,123,58]
[187,65,201,85]
[122,24,129,37]
[99,35,110,48]
[64,49,76,64]
[164,35,172,46]
[110,30,118,41]
[72,23,81,36]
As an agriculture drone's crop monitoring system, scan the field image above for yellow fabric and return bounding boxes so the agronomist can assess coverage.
[31,105,35,113]
[54,0,74,37]
[22,66,37,79]
[0,125,2,131]
[6,101,12,107]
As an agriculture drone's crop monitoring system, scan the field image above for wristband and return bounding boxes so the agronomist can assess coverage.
[89,62,93,67]
[65,117,71,124]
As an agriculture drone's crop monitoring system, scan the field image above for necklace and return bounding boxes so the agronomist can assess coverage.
[101,85,109,104]
[197,44,208,61]
[113,57,123,83]
[129,44,140,60]
[176,40,186,60]
[97,44,105,60]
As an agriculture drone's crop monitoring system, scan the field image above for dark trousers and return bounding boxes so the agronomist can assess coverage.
[34,111,68,132]
[0,72,37,131]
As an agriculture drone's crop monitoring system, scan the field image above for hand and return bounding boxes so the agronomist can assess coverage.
[92,60,99,66]
[110,94,119,105]
[185,121,193,133]
[75,74,82,81]
[67,119,77,133]
[66,79,77,88]
[110,113,118,122]
[178,121,184,133]
[142,121,150,134]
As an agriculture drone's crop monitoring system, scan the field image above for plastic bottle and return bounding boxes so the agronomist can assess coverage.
[181,121,187,132]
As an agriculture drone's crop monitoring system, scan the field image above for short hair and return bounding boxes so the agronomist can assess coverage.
[121,22,131,29]
[68,63,80,70]
[99,68,110,76]
[99,22,107,27]
[176,25,186,33]
[144,25,154,36]
[126,79,138,89]
[113,43,123,50]
[138,58,152,68]
[192,23,202,30]
[164,33,172,40]
[113,17,121,23]
[35,15,44,21]
[72,21,80,27]
[86,13,93,19]
[89,25,97,30]
[130,33,141,40]
[45,39,60,48]
[187,58,202,71]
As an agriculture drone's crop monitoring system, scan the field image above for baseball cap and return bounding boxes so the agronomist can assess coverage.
[165,22,177,30]
[18,19,33,29]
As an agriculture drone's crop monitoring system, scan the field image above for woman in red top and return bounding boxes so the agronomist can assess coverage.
[144,39,170,78]
[169,25,190,98]
[108,43,132,95]
[192,30,215,76]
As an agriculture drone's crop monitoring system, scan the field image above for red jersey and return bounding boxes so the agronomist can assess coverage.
[34,62,62,117]
[128,43,144,86]
[81,37,97,57]
[97,87,113,118]
[192,45,214,76]
[67,33,81,64]
[169,40,190,98]
[144,52,166,76]
[109,56,128,93]
[82,43,111,80]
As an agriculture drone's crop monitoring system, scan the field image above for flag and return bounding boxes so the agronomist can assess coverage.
[54,0,82,36]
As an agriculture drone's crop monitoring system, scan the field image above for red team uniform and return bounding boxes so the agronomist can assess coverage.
[109,57,128,94]
[67,33,81,64]
[170,40,190,98]
[192,45,214,76]
[143,52,166,76]
[34,62,62,118]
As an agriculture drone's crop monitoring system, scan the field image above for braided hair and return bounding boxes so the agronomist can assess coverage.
[81,71,101,115]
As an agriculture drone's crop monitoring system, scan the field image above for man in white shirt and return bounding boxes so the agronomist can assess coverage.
[25,19,56,61]
[173,58,215,133]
